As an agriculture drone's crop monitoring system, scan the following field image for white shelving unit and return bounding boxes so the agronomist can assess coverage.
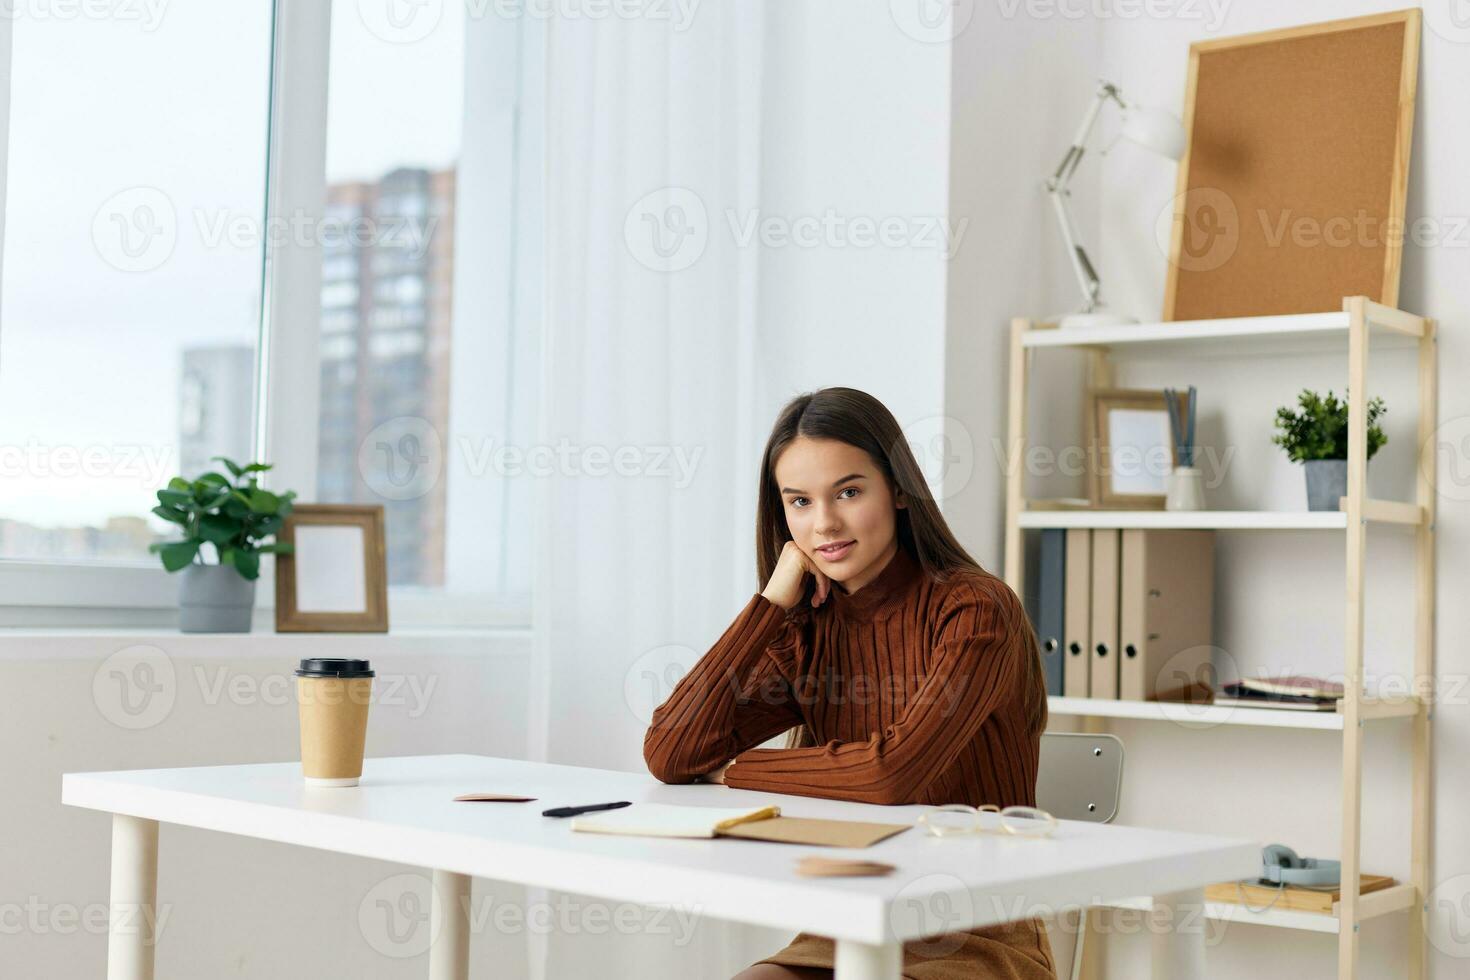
[1002,297,1438,980]
[1045,695,1420,731]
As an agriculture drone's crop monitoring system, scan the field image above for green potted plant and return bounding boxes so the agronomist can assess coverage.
[1271,389,1387,512]
[149,457,296,633]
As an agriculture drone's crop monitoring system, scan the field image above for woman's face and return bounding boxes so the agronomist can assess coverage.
[773,436,906,594]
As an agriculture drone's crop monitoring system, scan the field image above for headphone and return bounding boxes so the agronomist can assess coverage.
[1260,844,1341,887]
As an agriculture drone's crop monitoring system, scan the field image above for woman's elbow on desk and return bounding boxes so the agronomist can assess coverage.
[642,729,710,785]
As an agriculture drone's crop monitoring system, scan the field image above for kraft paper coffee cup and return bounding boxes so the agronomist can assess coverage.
[295,658,375,787]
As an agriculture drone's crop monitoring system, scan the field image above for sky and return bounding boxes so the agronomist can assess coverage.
[0,0,466,532]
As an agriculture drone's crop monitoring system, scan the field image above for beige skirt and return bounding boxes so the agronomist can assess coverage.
[751,917,1056,980]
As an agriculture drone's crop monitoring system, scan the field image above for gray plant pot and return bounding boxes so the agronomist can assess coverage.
[1304,459,1349,512]
[179,564,256,633]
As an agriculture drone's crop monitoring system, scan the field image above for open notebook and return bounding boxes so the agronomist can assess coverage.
[570,803,780,838]
[569,802,910,848]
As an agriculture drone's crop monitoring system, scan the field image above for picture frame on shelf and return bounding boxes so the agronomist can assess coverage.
[1087,388,1186,509]
[274,504,389,633]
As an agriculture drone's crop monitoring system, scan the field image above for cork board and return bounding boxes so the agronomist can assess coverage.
[1163,10,1420,321]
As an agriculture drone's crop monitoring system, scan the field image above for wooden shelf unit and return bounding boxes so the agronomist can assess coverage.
[1002,297,1437,978]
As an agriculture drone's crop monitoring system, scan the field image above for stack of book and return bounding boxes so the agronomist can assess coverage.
[1213,675,1344,712]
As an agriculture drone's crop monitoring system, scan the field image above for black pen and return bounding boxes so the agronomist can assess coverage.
[541,800,633,818]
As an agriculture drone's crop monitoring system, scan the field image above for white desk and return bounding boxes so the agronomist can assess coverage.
[63,753,1258,980]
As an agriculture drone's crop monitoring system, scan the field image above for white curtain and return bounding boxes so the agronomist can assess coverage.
[528,4,795,977]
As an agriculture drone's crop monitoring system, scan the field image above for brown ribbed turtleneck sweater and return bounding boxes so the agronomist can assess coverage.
[643,545,1056,980]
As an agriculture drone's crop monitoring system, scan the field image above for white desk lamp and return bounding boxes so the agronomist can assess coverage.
[1047,81,1186,328]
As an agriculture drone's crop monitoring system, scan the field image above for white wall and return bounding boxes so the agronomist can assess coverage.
[946,2,1465,976]
[944,5,1103,572]
[753,1,951,448]
[1,631,531,978]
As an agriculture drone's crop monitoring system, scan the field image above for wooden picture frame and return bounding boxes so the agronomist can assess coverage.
[274,504,388,633]
[1088,389,1184,510]
[1163,9,1420,320]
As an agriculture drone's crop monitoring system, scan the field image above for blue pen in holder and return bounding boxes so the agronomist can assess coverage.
[1163,386,1204,511]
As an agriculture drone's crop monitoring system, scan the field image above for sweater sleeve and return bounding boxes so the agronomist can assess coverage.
[643,593,807,784]
[722,583,1022,805]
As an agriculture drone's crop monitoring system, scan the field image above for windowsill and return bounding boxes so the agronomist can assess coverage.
[0,626,532,660]
[0,625,529,638]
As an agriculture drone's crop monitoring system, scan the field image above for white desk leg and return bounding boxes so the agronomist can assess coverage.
[1150,887,1205,979]
[107,814,159,980]
[429,870,471,980]
[834,938,901,980]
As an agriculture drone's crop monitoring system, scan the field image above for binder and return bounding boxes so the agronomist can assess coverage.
[1088,528,1121,700]
[1026,529,1065,695]
[1062,528,1092,698]
[1119,529,1215,701]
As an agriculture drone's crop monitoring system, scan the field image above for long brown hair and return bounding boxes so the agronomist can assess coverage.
[755,387,1048,748]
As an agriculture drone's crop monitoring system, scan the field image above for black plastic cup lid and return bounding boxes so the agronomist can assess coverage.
[295,658,375,678]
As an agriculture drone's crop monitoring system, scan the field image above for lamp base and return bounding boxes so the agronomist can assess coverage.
[1058,310,1140,329]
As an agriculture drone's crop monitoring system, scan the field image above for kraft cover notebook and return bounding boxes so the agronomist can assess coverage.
[1063,527,1092,698]
[1119,529,1214,702]
[1089,529,1121,700]
[570,803,910,849]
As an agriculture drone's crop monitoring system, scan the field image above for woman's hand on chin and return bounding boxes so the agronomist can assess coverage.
[762,540,831,610]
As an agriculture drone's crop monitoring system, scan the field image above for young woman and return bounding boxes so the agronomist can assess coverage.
[643,387,1056,980]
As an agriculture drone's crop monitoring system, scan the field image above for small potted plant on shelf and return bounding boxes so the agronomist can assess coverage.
[1271,389,1387,512]
[149,457,296,633]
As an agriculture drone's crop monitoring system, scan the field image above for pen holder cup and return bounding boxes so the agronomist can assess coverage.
[1165,466,1205,511]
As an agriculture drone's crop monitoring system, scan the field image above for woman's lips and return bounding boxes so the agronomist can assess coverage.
[815,540,855,562]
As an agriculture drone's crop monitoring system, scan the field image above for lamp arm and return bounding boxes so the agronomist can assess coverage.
[1046,82,1125,313]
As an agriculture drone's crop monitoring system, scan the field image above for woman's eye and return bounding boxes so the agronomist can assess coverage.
[790,489,856,507]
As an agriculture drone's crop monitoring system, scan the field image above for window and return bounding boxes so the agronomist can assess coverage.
[0,6,273,564]
[314,0,541,608]
[0,2,540,625]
